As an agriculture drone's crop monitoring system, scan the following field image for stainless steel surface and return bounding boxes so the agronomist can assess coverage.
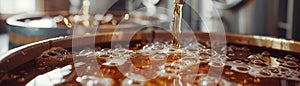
[0,34,8,55]
[5,11,169,47]
[286,0,294,39]
[6,12,70,37]
[6,12,71,46]
[216,0,278,36]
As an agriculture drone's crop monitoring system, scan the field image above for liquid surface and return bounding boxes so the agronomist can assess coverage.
[1,41,300,86]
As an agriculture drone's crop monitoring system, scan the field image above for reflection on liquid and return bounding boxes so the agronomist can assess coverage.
[26,65,72,86]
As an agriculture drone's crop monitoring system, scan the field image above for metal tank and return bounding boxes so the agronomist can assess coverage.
[210,0,278,36]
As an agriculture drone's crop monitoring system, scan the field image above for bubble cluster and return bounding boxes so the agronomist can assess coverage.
[24,42,300,86]
[75,41,226,85]
[36,47,72,69]
[72,42,300,85]
[226,49,300,81]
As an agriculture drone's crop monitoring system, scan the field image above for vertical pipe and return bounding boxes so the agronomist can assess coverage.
[286,0,294,39]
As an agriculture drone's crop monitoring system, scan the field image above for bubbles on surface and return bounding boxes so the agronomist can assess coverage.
[198,49,218,61]
[77,48,95,57]
[142,41,169,54]
[283,61,298,68]
[209,60,225,68]
[159,63,183,74]
[221,45,300,81]
[259,68,271,76]
[36,42,300,85]
[232,60,245,65]
[266,67,279,73]
[102,57,127,66]
[247,55,260,62]
[183,42,206,53]
[196,77,220,86]
[279,67,290,74]
[162,41,296,84]
[250,60,267,67]
[286,61,297,66]
[276,58,286,63]
[179,57,200,66]
[283,55,298,62]
[195,76,239,86]
[150,53,167,60]
[122,73,146,86]
[230,65,250,74]
[130,53,152,69]
[236,66,250,71]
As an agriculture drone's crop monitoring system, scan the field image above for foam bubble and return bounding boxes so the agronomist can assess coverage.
[249,60,267,68]
[230,66,250,74]
[122,74,146,86]
[77,49,95,56]
[209,61,225,68]
[267,67,279,73]
[279,67,290,74]
[160,63,183,72]
[179,57,200,66]
[156,70,178,78]
[247,55,260,62]
[196,76,225,86]
[284,55,298,62]
[183,42,206,53]
[142,41,168,51]
[276,58,286,63]
[102,57,127,66]
[259,68,271,76]
[112,48,135,56]
[150,53,167,60]
[283,61,299,68]
[198,49,218,60]
[236,66,250,71]
[76,76,115,86]
[75,42,300,84]
[232,60,244,65]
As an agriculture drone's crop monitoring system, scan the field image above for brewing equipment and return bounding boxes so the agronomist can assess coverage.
[0,31,300,85]
[1,0,300,86]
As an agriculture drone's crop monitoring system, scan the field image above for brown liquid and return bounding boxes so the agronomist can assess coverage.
[171,2,184,49]
[1,41,300,86]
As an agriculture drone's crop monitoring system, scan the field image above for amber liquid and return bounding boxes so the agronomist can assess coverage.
[171,3,183,49]
[1,40,300,86]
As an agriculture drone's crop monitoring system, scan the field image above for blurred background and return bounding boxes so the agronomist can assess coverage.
[0,0,300,53]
